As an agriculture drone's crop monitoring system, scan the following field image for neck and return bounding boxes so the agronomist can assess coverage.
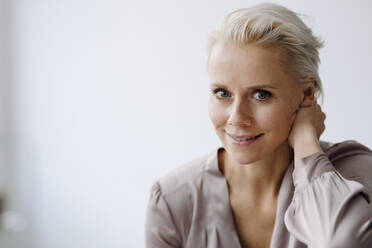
[219,141,293,203]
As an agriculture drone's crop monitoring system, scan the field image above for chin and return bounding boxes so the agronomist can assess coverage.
[228,149,262,165]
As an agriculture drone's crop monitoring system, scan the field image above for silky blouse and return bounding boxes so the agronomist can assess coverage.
[145,140,372,247]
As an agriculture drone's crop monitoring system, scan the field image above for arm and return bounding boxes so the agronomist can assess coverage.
[145,182,182,248]
[284,148,372,248]
[286,92,372,247]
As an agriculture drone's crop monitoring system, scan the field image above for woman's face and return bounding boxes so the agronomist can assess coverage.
[208,42,302,164]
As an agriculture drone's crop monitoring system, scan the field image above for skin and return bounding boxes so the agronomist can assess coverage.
[207,41,325,247]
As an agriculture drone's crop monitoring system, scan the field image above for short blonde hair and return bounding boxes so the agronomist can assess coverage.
[207,3,324,99]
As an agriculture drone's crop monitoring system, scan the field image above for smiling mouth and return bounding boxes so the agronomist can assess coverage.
[226,133,264,145]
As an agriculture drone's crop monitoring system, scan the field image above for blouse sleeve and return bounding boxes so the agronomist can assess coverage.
[145,181,182,248]
[284,150,372,248]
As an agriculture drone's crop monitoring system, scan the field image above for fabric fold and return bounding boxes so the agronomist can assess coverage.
[285,150,372,247]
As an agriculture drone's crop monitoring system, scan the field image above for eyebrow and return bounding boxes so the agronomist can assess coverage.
[210,83,278,90]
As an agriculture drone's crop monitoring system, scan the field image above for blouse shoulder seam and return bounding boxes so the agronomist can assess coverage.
[156,152,213,198]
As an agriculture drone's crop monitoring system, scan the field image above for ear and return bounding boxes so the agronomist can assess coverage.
[300,78,316,107]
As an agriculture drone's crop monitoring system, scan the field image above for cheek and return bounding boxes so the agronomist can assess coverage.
[255,105,295,134]
[208,99,226,128]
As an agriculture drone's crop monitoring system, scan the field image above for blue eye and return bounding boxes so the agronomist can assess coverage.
[253,90,272,101]
[213,88,230,99]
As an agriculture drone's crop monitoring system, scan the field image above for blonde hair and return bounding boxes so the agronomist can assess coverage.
[206,3,324,99]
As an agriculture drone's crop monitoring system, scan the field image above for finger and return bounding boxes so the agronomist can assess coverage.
[321,123,325,134]
[319,123,325,138]
[316,103,321,110]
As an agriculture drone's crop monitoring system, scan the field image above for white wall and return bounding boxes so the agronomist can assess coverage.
[3,0,372,247]
[0,0,7,194]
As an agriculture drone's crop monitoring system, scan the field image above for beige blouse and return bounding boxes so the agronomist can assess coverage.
[145,140,372,247]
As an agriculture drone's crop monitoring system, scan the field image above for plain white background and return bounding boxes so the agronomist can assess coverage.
[1,0,372,247]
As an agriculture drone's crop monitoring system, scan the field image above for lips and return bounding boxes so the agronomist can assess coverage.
[227,133,263,140]
[226,132,264,145]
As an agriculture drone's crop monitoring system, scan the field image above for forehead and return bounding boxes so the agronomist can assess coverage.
[208,42,295,88]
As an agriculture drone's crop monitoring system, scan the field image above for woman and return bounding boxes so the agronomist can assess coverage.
[145,3,372,248]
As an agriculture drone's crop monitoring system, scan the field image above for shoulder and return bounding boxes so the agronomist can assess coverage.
[147,149,218,242]
[321,140,371,160]
[320,140,372,190]
[148,148,219,215]
[154,149,217,197]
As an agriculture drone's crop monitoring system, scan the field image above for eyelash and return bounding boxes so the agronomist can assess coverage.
[212,88,230,99]
[212,88,273,102]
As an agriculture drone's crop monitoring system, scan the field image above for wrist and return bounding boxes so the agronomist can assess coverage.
[293,128,322,162]
[292,127,318,148]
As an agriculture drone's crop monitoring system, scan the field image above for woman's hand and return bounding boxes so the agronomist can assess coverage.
[288,101,326,162]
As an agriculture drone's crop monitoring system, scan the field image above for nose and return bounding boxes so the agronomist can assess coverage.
[227,98,253,127]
